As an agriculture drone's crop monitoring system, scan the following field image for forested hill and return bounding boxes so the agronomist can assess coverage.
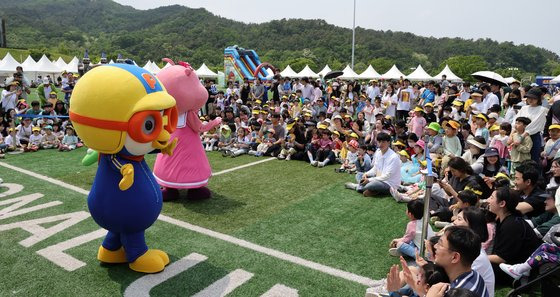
[1,0,559,78]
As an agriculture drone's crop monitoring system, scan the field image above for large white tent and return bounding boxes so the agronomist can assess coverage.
[381,65,405,80]
[551,74,560,83]
[21,55,38,72]
[196,63,218,78]
[65,57,79,73]
[317,65,332,77]
[405,64,433,81]
[162,62,173,70]
[0,52,22,74]
[149,61,161,74]
[35,55,62,74]
[358,65,381,80]
[434,65,462,82]
[280,65,298,78]
[339,65,360,80]
[297,65,319,78]
[54,57,67,72]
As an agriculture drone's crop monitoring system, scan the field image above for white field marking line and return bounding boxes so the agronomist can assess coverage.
[0,161,383,288]
[212,157,275,176]
[191,268,254,297]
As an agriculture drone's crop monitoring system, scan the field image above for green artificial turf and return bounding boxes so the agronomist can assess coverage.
[0,149,518,296]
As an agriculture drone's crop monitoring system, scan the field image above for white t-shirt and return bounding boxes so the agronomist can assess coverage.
[1,89,17,110]
[382,93,398,117]
[365,148,402,188]
[484,93,499,110]
[473,249,495,297]
[397,86,415,111]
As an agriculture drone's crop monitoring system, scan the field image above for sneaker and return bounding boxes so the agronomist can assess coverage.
[389,187,403,202]
[435,221,451,229]
[335,168,346,173]
[285,154,291,161]
[311,161,318,167]
[248,150,257,156]
[499,263,530,280]
[317,161,325,168]
[277,154,286,160]
[388,248,401,257]
[345,182,358,190]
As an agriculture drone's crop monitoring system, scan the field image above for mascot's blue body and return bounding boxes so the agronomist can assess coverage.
[69,64,178,273]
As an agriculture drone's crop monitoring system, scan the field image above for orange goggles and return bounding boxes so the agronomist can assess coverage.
[70,107,178,143]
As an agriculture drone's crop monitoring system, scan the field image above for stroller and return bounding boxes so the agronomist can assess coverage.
[507,228,560,297]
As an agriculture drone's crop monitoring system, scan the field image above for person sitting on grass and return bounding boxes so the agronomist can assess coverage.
[389,199,434,258]
[59,126,78,151]
[216,125,233,152]
[222,126,251,157]
[335,139,358,173]
[354,144,372,175]
[4,127,22,152]
[345,132,401,197]
[24,126,42,152]
[40,125,59,149]
[311,129,334,167]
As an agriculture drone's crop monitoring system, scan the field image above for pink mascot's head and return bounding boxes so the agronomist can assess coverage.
[156,58,208,113]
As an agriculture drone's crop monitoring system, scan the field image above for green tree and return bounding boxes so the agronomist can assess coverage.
[439,55,488,82]
[368,58,394,74]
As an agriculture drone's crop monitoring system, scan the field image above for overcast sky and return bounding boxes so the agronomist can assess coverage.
[115,0,560,55]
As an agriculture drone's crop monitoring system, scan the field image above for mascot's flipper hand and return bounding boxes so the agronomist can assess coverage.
[82,149,99,166]
[161,138,178,156]
[119,163,134,191]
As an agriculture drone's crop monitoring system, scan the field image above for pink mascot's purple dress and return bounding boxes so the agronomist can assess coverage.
[153,60,221,200]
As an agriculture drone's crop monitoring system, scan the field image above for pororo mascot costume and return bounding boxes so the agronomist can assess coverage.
[153,59,221,200]
[69,63,178,273]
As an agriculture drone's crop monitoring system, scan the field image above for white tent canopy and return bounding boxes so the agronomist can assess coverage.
[358,65,381,80]
[297,65,319,78]
[35,55,62,74]
[434,65,462,82]
[318,65,332,77]
[162,62,173,70]
[149,61,161,74]
[280,65,298,78]
[381,65,405,80]
[196,63,218,78]
[0,52,22,74]
[405,64,433,81]
[65,57,79,73]
[21,55,38,72]
[551,74,560,83]
[54,57,67,72]
[143,60,153,71]
[109,59,115,64]
[339,65,360,80]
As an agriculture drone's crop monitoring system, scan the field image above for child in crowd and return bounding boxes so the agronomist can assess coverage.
[59,126,78,151]
[203,126,219,151]
[223,126,251,157]
[25,127,42,152]
[253,128,276,157]
[16,117,33,145]
[373,96,384,116]
[278,133,297,161]
[490,122,512,159]
[217,125,233,151]
[473,113,490,144]
[426,122,442,157]
[508,116,532,173]
[40,125,59,149]
[331,131,343,158]
[311,130,334,167]
[389,200,434,257]
[336,139,358,173]
[543,124,560,168]
[398,149,421,185]
[408,106,426,138]
[4,128,22,152]
[450,100,466,121]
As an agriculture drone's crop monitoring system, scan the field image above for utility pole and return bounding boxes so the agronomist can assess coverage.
[351,0,356,70]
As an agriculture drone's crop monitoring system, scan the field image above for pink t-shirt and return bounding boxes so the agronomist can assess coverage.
[410,116,427,138]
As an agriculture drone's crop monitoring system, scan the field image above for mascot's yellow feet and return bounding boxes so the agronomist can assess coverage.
[129,249,170,273]
[97,246,127,264]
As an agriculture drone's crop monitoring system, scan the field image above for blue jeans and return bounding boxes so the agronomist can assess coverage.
[397,242,417,258]
[356,179,391,195]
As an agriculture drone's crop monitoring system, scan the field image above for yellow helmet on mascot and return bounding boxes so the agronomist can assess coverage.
[70,64,178,154]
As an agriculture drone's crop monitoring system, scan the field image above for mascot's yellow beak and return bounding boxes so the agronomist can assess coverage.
[152,129,170,150]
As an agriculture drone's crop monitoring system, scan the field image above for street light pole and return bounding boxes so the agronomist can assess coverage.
[351,0,356,70]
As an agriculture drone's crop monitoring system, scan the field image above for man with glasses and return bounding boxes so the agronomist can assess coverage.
[345,132,401,197]
[434,226,489,297]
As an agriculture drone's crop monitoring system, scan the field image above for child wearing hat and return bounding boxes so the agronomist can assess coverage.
[217,125,233,152]
[223,126,251,157]
[25,127,42,152]
[450,100,466,122]
[440,120,462,174]
[41,125,60,149]
[408,106,427,138]
[423,103,437,124]
[59,126,79,151]
[4,128,22,152]
[254,128,276,157]
[542,124,560,169]
[426,122,442,155]
[312,130,334,167]
[398,149,421,185]
[473,113,490,144]
[336,139,358,173]
[508,117,533,173]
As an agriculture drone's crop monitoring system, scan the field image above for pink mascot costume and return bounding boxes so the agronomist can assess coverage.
[153,59,221,200]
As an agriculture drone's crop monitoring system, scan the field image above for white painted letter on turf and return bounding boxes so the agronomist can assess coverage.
[0,193,62,220]
[124,253,208,297]
[36,228,106,271]
[0,211,90,247]
[0,183,24,198]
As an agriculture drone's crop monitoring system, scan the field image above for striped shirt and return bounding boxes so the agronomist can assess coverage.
[451,270,489,297]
